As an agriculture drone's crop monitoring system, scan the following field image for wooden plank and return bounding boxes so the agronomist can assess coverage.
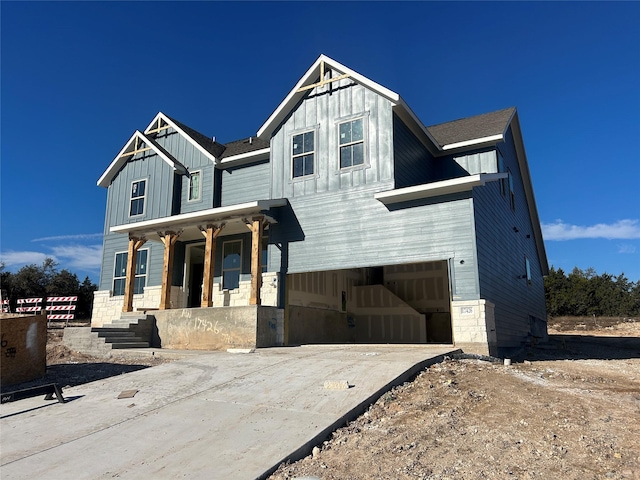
[123,236,147,313]
[247,217,264,305]
[159,231,181,310]
[200,224,224,308]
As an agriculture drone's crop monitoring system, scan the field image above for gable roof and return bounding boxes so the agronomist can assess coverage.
[145,112,226,161]
[97,131,186,188]
[256,54,441,153]
[427,107,516,150]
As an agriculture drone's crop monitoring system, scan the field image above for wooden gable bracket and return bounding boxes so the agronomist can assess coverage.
[199,223,226,308]
[122,235,148,313]
[158,230,183,310]
[297,60,351,93]
[120,134,152,158]
[146,117,172,135]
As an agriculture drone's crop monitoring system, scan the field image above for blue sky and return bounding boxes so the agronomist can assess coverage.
[1,1,639,283]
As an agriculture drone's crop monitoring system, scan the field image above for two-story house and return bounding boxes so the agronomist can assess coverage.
[93,55,548,356]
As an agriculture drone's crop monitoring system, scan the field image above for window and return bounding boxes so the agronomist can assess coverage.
[525,257,532,285]
[508,168,515,210]
[222,240,242,290]
[339,118,364,168]
[113,249,148,296]
[497,151,506,196]
[130,179,146,216]
[292,131,315,178]
[188,171,201,201]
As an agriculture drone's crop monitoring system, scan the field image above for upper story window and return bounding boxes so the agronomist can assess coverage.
[222,240,242,290]
[113,249,148,296]
[188,171,201,202]
[339,118,364,168]
[292,131,315,178]
[130,179,146,216]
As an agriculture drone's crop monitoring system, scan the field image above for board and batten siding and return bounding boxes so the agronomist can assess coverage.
[268,182,481,301]
[220,161,271,207]
[472,131,547,348]
[105,152,178,227]
[152,127,216,214]
[270,75,394,200]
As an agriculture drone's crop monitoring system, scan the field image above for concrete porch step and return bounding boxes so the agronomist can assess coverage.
[110,341,150,349]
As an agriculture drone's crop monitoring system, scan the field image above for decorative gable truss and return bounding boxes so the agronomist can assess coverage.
[97,130,186,187]
[144,112,225,164]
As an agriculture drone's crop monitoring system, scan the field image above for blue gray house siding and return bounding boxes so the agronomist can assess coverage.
[220,161,271,206]
[472,128,547,348]
[151,127,216,214]
[269,78,394,200]
[392,113,437,188]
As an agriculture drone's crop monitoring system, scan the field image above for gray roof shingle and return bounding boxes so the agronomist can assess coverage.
[165,115,227,159]
[221,137,270,158]
[426,107,516,148]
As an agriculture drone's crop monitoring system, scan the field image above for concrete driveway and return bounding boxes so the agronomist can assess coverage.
[1,344,456,479]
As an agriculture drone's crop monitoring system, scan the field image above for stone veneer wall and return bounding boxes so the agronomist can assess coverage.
[450,299,496,356]
[91,272,279,327]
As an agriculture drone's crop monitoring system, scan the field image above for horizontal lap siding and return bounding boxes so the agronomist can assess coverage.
[269,182,480,300]
[392,114,436,187]
[472,131,546,348]
[98,233,165,291]
[220,161,271,206]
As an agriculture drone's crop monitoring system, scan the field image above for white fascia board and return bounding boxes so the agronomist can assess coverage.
[257,54,400,140]
[97,131,183,187]
[109,199,287,234]
[218,147,270,169]
[374,173,508,204]
[144,112,219,164]
[442,134,504,151]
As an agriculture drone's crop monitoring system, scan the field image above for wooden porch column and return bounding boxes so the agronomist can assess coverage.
[123,235,147,313]
[245,216,265,306]
[159,231,181,310]
[200,223,225,308]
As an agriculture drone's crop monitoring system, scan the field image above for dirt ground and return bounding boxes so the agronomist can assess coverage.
[4,318,640,479]
[269,318,640,480]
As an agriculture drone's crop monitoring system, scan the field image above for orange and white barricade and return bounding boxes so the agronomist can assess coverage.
[16,298,43,313]
[1,299,9,313]
[46,296,78,326]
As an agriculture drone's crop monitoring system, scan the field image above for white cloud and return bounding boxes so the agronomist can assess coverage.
[542,219,640,241]
[617,244,637,254]
[0,251,55,266]
[32,233,103,242]
[49,245,103,270]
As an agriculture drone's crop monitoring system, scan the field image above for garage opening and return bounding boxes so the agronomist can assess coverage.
[286,260,452,345]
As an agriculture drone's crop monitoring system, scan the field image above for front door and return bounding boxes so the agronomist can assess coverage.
[186,243,205,307]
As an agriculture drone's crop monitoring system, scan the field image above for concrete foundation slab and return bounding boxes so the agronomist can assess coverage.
[0,344,456,479]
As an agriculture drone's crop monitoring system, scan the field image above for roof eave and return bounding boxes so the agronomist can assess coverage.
[257,54,401,140]
[218,148,270,169]
[144,112,220,164]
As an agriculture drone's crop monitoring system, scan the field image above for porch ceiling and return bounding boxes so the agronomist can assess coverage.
[109,199,286,242]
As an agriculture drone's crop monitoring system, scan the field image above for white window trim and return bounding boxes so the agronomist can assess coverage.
[496,149,506,197]
[129,178,147,217]
[337,115,368,171]
[222,239,243,291]
[187,170,202,202]
[290,127,318,180]
[112,248,148,296]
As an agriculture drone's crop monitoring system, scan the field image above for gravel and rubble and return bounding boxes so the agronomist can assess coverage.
[269,319,640,480]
